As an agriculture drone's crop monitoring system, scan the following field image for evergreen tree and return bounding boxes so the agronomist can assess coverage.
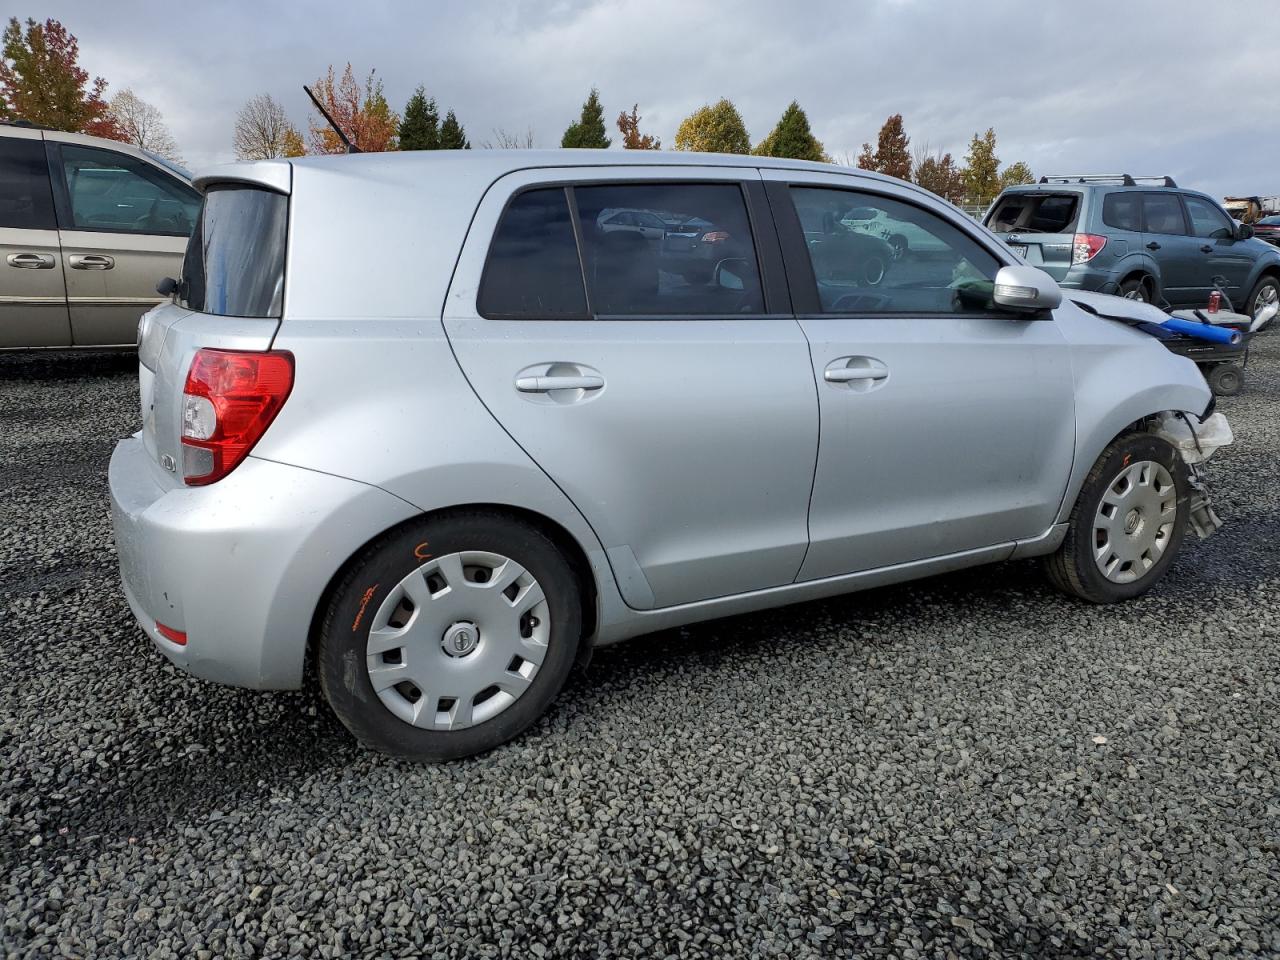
[439,109,469,150]
[398,85,439,150]
[673,98,750,154]
[561,87,610,148]
[752,101,827,162]
[999,160,1034,189]
[961,128,1000,205]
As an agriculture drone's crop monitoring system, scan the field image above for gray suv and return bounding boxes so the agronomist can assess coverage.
[985,175,1280,316]
[110,151,1230,761]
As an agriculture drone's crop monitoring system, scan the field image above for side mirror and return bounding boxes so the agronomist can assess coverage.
[992,264,1062,312]
[714,258,749,291]
[1236,223,1255,241]
[156,276,180,297]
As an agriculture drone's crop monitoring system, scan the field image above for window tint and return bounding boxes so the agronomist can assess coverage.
[572,183,764,316]
[0,136,56,230]
[180,186,287,318]
[1102,192,1142,232]
[479,188,588,319]
[58,143,199,235]
[1184,196,1235,240]
[792,187,1001,315]
[1141,193,1186,236]
[987,192,1078,234]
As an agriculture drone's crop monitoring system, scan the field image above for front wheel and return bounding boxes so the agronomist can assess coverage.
[317,511,582,761]
[1245,274,1279,321]
[1044,433,1190,603]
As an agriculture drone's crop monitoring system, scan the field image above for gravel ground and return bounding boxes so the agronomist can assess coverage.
[2,342,1278,960]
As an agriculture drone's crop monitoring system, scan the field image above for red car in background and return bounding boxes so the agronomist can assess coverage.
[1254,215,1280,246]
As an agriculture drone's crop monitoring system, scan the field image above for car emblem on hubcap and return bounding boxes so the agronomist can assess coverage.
[442,621,479,657]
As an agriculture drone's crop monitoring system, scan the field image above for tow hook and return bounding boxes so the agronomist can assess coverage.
[1186,465,1223,540]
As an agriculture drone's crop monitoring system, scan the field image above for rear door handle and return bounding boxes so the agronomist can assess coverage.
[6,253,54,269]
[515,374,605,393]
[68,254,115,270]
[824,361,889,383]
[1199,244,1213,254]
[1146,241,1162,251]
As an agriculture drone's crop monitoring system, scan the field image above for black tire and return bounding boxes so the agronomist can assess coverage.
[1244,274,1280,321]
[317,510,582,761]
[888,234,908,260]
[1044,433,1190,604]
[860,255,888,287]
[1206,362,1244,397]
[1118,277,1149,302]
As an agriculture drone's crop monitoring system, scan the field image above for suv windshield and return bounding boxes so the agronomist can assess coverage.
[987,192,1080,234]
[180,185,287,318]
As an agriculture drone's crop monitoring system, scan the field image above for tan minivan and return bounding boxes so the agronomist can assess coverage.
[0,120,199,349]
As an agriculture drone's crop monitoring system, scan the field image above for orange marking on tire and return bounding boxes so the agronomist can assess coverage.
[414,541,432,561]
[1123,454,1131,467]
[352,584,378,633]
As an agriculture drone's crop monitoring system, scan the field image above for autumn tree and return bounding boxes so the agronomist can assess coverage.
[561,87,610,148]
[961,127,1000,205]
[616,104,659,149]
[438,109,469,149]
[1000,160,1035,189]
[753,101,827,162]
[398,86,439,150]
[912,145,965,203]
[308,63,399,153]
[234,93,302,160]
[108,88,180,161]
[674,98,749,154]
[0,17,121,138]
[856,114,911,180]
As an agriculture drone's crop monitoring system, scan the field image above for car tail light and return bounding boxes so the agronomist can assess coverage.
[180,348,293,485]
[701,231,730,244]
[1072,233,1108,264]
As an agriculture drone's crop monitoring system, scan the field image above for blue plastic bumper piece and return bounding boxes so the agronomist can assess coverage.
[1160,317,1242,345]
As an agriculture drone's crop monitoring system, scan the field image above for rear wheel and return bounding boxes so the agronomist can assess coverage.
[1118,277,1149,302]
[317,511,582,761]
[1044,433,1189,603]
[1245,274,1279,320]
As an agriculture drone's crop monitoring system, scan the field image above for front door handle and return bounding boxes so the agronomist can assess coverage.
[6,253,54,269]
[68,254,115,270]
[515,374,605,393]
[1199,244,1213,254]
[824,367,887,383]
[1146,241,1162,251]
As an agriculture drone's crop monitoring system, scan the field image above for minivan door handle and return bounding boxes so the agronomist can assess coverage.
[68,254,115,270]
[1146,241,1162,251]
[6,253,54,269]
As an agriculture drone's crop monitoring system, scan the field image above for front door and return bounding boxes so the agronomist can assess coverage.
[763,172,1076,581]
[1182,194,1254,305]
[0,131,69,348]
[443,170,819,609]
[48,140,198,345]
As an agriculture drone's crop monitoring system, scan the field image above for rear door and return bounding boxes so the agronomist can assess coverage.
[0,129,69,348]
[766,171,1076,580]
[47,138,199,345]
[1182,194,1253,303]
[1140,191,1203,306]
[442,168,819,609]
[984,190,1080,280]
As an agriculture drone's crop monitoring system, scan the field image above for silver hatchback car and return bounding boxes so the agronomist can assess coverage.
[109,150,1230,760]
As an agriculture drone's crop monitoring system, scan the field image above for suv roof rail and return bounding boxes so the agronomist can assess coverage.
[1038,174,1177,188]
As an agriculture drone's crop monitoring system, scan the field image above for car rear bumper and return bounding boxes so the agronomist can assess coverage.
[109,435,419,689]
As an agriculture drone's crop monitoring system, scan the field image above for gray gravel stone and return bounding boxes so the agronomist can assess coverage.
[2,343,1278,959]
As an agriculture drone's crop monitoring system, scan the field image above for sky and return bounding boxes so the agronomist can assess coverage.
[30,0,1280,198]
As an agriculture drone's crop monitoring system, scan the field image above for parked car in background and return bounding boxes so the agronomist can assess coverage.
[1223,195,1280,225]
[0,119,199,349]
[111,150,1229,761]
[1253,214,1280,247]
[985,175,1280,316]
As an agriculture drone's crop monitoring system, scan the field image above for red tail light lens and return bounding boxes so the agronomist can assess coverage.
[180,348,293,486]
[701,231,730,244]
[1072,233,1108,264]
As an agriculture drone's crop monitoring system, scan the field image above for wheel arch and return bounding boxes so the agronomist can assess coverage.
[1118,268,1158,299]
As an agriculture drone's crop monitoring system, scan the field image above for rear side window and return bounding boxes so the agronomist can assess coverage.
[1102,193,1142,231]
[0,136,56,230]
[573,182,764,316]
[478,188,588,319]
[1141,193,1187,236]
[58,143,199,236]
[987,192,1079,234]
[1184,196,1234,240]
[180,186,287,318]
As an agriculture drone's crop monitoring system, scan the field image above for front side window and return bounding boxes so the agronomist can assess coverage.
[791,187,1000,314]
[1141,193,1187,236]
[1183,196,1235,240]
[478,188,588,319]
[58,143,199,236]
[1102,193,1142,232]
[572,183,764,316]
[0,136,56,230]
[180,185,287,317]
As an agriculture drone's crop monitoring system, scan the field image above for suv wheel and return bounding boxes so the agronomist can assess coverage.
[1118,277,1149,302]
[1044,433,1189,604]
[317,511,582,761]
[1245,274,1279,320]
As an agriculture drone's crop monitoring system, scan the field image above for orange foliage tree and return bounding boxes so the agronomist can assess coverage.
[307,63,399,153]
[0,17,122,138]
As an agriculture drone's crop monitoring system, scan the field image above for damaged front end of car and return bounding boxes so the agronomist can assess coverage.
[1147,409,1233,540]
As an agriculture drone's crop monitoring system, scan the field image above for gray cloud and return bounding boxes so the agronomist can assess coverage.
[31,0,1280,197]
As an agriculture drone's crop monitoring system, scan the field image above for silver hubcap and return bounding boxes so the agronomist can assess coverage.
[1093,460,1176,584]
[365,551,551,730]
[1123,287,1146,301]
[1256,284,1278,311]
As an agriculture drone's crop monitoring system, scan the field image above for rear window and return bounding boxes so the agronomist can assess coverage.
[0,135,56,230]
[478,188,588,319]
[987,192,1079,234]
[1141,193,1186,236]
[180,186,287,318]
[1102,193,1142,231]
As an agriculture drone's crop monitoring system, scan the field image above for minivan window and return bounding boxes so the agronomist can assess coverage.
[478,187,588,319]
[572,183,764,316]
[1102,193,1142,232]
[793,187,1000,314]
[987,192,1079,234]
[180,185,287,318]
[1184,195,1235,240]
[0,136,56,230]
[1141,193,1187,236]
[58,143,199,236]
